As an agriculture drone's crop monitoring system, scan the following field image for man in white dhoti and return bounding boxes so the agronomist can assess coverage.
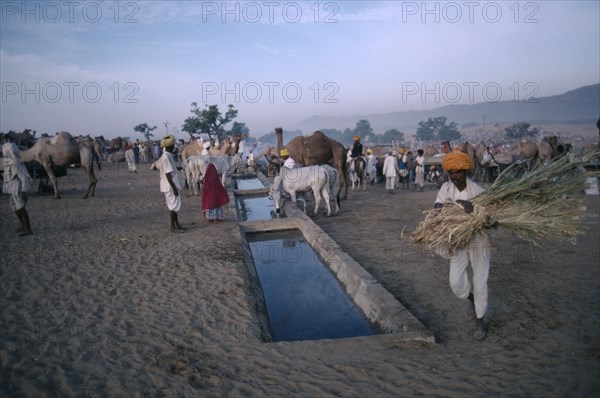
[2,142,33,236]
[434,149,490,341]
[151,135,186,233]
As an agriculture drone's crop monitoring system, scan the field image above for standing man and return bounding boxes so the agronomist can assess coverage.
[398,147,409,190]
[382,150,399,194]
[413,149,425,192]
[151,134,186,233]
[125,144,137,173]
[481,146,497,182]
[2,142,33,236]
[366,148,377,185]
[434,149,490,341]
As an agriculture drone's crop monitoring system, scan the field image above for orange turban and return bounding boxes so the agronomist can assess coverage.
[442,150,474,171]
[353,135,360,141]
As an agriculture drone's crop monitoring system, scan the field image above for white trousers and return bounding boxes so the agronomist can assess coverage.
[436,233,491,318]
[385,176,396,190]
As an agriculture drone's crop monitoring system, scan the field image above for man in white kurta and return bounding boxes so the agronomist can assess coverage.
[434,150,490,341]
[2,142,33,236]
[366,149,377,185]
[382,152,398,193]
[414,149,425,191]
[125,145,137,173]
[151,135,185,232]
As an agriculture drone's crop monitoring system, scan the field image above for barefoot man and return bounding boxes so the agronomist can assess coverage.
[151,135,186,233]
[2,141,33,236]
[434,149,490,341]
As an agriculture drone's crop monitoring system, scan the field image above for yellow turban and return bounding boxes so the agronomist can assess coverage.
[160,134,175,148]
[442,150,474,171]
[280,148,289,157]
[366,149,372,154]
[398,146,406,155]
[353,135,360,141]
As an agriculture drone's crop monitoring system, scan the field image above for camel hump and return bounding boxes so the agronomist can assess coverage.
[51,132,76,145]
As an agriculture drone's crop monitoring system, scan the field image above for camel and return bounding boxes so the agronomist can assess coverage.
[0,129,36,149]
[225,134,246,156]
[76,135,102,170]
[474,142,487,164]
[455,141,476,163]
[110,137,124,152]
[275,128,349,200]
[181,137,233,163]
[209,137,232,157]
[508,140,539,160]
[542,135,571,159]
[423,145,438,157]
[537,141,553,164]
[19,132,98,199]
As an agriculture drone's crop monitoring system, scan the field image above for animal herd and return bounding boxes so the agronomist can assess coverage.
[0,129,590,220]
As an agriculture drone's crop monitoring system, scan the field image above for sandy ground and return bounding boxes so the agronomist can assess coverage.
[1,161,598,397]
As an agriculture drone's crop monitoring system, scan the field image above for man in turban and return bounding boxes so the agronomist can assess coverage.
[279,148,296,169]
[2,141,33,236]
[434,149,490,341]
[151,135,186,233]
[348,135,363,164]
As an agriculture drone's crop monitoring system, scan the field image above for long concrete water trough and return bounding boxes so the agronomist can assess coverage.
[232,173,435,343]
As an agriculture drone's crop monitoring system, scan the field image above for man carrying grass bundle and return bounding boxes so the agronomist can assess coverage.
[414,147,594,342]
[433,149,490,341]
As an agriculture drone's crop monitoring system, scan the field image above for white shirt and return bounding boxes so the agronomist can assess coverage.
[416,155,425,170]
[382,155,398,177]
[435,179,484,204]
[283,157,296,169]
[155,151,183,192]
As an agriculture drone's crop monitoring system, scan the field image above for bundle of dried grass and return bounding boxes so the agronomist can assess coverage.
[412,153,598,252]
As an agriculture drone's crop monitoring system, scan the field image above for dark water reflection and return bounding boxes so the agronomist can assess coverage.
[236,195,277,221]
[247,230,374,342]
[234,178,264,190]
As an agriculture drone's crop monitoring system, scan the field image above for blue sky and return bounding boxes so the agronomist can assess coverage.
[1,1,599,140]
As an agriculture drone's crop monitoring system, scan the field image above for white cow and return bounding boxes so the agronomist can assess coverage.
[269,164,336,217]
[321,164,341,215]
[185,154,243,195]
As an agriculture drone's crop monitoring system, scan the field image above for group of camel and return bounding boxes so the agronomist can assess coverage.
[0,132,100,199]
[422,136,572,168]
[0,131,250,200]
[0,126,579,203]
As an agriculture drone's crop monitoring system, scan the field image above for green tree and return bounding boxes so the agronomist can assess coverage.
[182,103,238,141]
[504,122,540,140]
[380,128,405,144]
[133,123,157,141]
[353,120,373,139]
[229,121,249,136]
[415,116,460,142]
[438,121,461,141]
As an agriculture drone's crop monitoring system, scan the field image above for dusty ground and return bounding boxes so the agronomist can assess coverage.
[1,161,598,397]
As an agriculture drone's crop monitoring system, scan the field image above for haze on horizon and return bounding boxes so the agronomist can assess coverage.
[1,1,599,140]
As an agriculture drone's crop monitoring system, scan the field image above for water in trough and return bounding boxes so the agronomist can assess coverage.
[247,230,375,342]
[235,178,375,341]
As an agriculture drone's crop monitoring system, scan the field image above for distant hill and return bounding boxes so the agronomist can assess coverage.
[294,83,600,133]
